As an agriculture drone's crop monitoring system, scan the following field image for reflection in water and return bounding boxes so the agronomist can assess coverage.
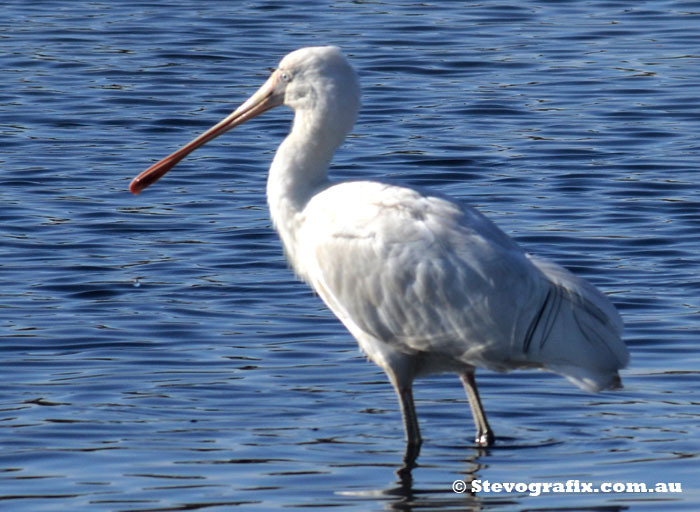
[339,446,486,511]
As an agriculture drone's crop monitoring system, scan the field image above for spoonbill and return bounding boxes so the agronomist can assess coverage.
[130,46,629,455]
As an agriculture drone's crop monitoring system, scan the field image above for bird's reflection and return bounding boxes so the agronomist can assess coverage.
[376,442,487,512]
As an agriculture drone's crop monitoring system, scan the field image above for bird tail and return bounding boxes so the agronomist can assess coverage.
[522,255,629,392]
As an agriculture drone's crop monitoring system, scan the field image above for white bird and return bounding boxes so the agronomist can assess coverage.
[130,46,629,456]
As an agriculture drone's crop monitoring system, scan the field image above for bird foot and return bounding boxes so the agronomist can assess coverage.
[475,430,495,447]
[402,439,422,464]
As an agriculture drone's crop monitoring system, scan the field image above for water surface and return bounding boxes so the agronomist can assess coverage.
[2,1,699,510]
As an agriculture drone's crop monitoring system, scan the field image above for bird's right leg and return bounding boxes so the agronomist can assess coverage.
[396,384,421,447]
[460,371,495,447]
[394,383,422,466]
[386,368,422,464]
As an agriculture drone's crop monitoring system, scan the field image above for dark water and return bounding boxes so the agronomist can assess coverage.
[2,1,699,510]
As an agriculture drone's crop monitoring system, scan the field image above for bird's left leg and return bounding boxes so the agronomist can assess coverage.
[460,371,494,447]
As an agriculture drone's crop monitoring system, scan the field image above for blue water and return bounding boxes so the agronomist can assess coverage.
[2,1,699,510]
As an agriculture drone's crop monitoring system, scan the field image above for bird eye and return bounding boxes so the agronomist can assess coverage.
[280,71,292,83]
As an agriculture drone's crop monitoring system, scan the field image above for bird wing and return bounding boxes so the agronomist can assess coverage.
[298,181,547,368]
[297,180,628,390]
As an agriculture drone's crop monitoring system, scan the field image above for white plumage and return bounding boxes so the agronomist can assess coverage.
[130,46,629,456]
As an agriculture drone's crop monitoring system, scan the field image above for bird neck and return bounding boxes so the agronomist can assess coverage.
[266,108,341,270]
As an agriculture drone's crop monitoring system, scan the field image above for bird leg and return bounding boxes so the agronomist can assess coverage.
[394,383,422,450]
[460,371,494,447]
